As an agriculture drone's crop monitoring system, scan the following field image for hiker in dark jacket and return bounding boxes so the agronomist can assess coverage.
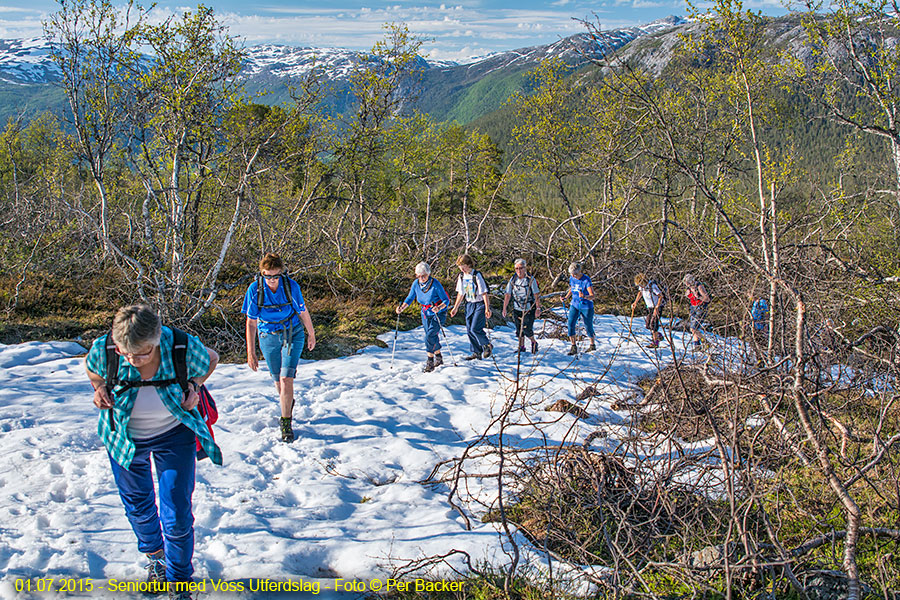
[85,304,219,599]
[243,252,316,443]
[502,258,542,353]
[397,262,450,372]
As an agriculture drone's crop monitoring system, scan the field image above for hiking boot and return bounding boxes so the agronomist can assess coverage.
[423,356,435,372]
[464,353,481,361]
[433,353,443,368]
[692,340,702,351]
[567,344,578,356]
[145,549,166,593]
[531,340,538,354]
[168,586,194,600]
[280,417,294,443]
[587,342,596,352]
[517,344,525,353]
[646,341,660,349]
[482,344,493,359]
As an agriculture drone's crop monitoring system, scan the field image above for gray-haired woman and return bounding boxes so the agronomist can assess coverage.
[502,258,542,353]
[396,262,451,372]
[85,304,219,599]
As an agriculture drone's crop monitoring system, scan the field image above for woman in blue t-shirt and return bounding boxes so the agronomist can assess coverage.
[396,262,450,372]
[242,253,316,443]
[560,262,596,355]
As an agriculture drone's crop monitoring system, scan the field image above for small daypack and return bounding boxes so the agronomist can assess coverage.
[104,328,218,460]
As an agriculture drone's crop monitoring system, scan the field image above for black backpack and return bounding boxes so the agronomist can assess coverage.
[104,328,218,460]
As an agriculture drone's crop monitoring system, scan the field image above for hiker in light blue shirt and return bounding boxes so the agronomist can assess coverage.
[397,262,450,372]
[560,261,596,355]
[242,252,316,443]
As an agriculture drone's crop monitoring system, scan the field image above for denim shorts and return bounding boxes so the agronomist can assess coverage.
[258,328,305,379]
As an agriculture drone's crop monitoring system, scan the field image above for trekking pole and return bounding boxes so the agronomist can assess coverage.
[628,302,636,341]
[389,313,400,370]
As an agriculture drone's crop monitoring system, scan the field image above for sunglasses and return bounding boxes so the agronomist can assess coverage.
[262,273,282,280]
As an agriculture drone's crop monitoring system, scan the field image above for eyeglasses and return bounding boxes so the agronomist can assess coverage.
[115,347,154,360]
[262,273,282,280]
[514,266,526,270]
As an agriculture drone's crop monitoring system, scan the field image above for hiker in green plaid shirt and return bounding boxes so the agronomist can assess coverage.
[85,304,219,600]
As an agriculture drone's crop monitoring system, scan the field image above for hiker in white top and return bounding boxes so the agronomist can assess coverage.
[450,253,493,360]
[502,258,542,353]
[631,272,666,348]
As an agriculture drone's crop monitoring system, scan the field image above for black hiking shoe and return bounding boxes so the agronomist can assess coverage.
[168,586,194,600]
[433,353,443,368]
[482,344,493,359]
[464,353,481,361]
[280,417,294,443]
[423,356,435,372]
[145,550,167,594]
[587,342,596,352]
[567,344,578,356]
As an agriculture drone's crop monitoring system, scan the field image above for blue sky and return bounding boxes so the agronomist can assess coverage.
[0,0,787,62]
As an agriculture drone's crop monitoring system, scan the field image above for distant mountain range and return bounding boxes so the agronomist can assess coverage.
[0,16,686,123]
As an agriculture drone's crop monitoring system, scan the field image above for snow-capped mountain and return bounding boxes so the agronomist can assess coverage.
[0,16,688,122]
[0,16,685,86]
[0,37,60,85]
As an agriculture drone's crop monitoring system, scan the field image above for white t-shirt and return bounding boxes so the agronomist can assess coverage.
[128,385,180,440]
[456,271,488,302]
[640,282,663,309]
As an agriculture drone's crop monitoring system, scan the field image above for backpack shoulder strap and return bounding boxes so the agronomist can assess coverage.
[104,330,119,432]
[282,274,293,304]
[171,328,190,395]
[104,330,118,391]
[257,275,264,309]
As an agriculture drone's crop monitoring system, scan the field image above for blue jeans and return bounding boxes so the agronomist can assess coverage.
[109,424,196,584]
[259,328,305,379]
[422,309,447,354]
[465,302,490,354]
[567,303,595,338]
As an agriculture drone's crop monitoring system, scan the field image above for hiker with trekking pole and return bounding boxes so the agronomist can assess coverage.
[502,258,542,354]
[631,272,667,349]
[242,252,317,444]
[85,304,220,600]
[396,261,451,372]
[560,261,596,355]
